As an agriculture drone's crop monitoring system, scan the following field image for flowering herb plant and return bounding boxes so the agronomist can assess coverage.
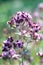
[0,11,43,65]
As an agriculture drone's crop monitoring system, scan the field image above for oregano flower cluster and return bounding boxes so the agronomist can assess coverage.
[1,11,42,62]
[2,36,23,59]
[8,11,41,41]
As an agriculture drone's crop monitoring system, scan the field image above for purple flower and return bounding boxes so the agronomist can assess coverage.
[2,46,9,51]
[30,22,40,32]
[18,41,23,48]
[3,40,12,49]
[2,52,9,59]
[8,48,19,59]
[7,36,13,42]
[38,3,43,10]
[8,19,14,27]
[33,23,40,32]
[29,22,41,40]
[36,51,43,57]
[7,11,32,27]
[13,40,23,48]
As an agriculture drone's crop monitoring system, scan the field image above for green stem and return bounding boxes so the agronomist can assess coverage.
[22,54,24,65]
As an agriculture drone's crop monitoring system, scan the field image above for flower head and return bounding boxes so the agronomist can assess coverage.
[7,36,13,42]
[13,40,23,48]
[3,40,12,49]
[9,48,20,59]
[7,12,32,34]
[2,46,9,51]
[38,3,43,11]
[2,52,9,59]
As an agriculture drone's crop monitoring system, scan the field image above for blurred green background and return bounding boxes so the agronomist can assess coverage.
[0,0,43,39]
